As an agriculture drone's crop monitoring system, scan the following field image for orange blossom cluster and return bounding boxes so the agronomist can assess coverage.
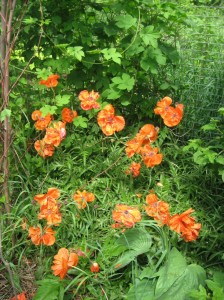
[112,192,201,242]
[154,96,184,127]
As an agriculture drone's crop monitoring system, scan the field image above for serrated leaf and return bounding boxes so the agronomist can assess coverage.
[112,73,135,91]
[33,279,62,300]
[115,15,137,30]
[189,285,208,300]
[67,46,85,61]
[73,116,88,128]
[0,109,11,121]
[101,48,122,64]
[140,26,160,48]
[55,95,70,106]
[40,105,57,116]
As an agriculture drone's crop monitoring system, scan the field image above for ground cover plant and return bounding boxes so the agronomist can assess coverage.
[1,1,224,299]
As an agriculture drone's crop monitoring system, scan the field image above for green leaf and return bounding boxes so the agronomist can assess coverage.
[23,17,38,25]
[216,155,224,165]
[218,169,224,181]
[36,68,52,80]
[189,285,208,300]
[0,109,11,121]
[113,228,152,270]
[218,107,224,115]
[67,46,85,61]
[201,122,218,131]
[40,105,57,116]
[159,83,170,90]
[206,280,224,299]
[101,48,122,64]
[127,278,155,300]
[73,116,88,128]
[55,95,71,106]
[0,196,5,203]
[112,73,135,91]
[115,15,137,30]
[140,26,160,48]
[155,248,206,300]
[33,278,63,300]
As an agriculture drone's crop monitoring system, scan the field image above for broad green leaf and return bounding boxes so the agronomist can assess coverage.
[112,73,135,91]
[127,278,155,300]
[155,248,206,300]
[113,228,152,270]
[140,26,160,48]
[155,247,187,297]
[101,48,122,64]
[67,46,85,61]
[55,95,71,106]
[182,139,201,152]
[73,116,88,128]
[213,271,224,287]
[115,15,137,30]
[0,109,11,121]
[40,105,57,116]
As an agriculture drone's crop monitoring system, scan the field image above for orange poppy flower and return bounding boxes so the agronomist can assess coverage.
[136,124,159,145]
[125,137,142,158]
[180,223,202,242]
[28,226,56,246]
[154,97,184,127]
[169,208,201,242]
[38,198,62,226]
[44,121,66,147]
[11,292,27,300]
[140,144,163,168]
[34,139,55,158]
[31,110,53,130]
[112,204,141,228]
[169,208,196,234]
[39,74,60,88]
[154,96,172,117]
[51,248,79,280]
[34,187,60,206]
[126,162,141,177]
[62,107,78,123]
[78,90,100,110]
[145,193,170,225]
[90,262,100,273]
[73,190,95,209]
[162,104,184,127]
[97,104,125,136]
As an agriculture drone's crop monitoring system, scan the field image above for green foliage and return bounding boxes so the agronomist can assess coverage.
[127,248,206,300]
[183,108,224,181]
[33,278,65,300]
[190,271,224,300]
